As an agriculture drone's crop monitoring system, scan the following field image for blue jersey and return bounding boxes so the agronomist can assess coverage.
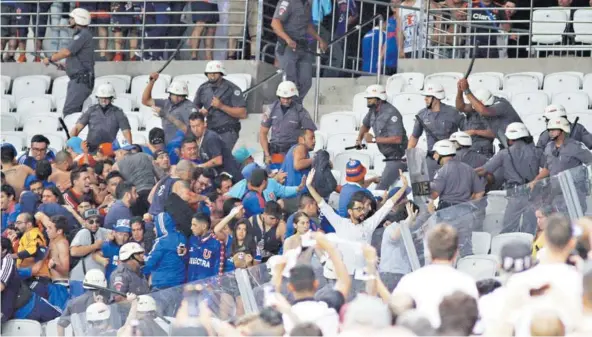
[101,242,122,281]
[148,176,180,216]
[362,27,386,74]
[187,233,226,282]
[385,17,399,68]
[336,0,357,36]
[281,144,310,187]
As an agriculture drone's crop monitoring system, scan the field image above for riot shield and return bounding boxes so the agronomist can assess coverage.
[406,148,431,212]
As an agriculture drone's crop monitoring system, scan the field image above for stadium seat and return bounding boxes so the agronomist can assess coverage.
[567,113,592,132]
[124,111,145,128]
[391,93,424,116]
[1,75,10,94]
[482,212,505,235]
[385,75,405,100]
[2,319,43,336]
[42,132,66,151]
[131,75,170,106]
[486,190,508,214]
[225,73,250,92]
[543,73,581,96]
[1,113,18,131]
[326,132,359,157]
[490,233,534,257]
[456,255,498,280]
[574,9,592,44]
[106,74,132,89]
[172,74,208,95]
[531,9,568,45]
[144,116,163,131]
[12,76,50,102]
[62,113,85,138]
[552,91,590,114]
[424,72,463,98]
[22,115,60,134]
[16,96,54,124]
[390,72,425,92]
[511,91,549,116]
[1,131,26,150]
[503,73,541,95]
[402,114,416,137]
[44,318,73,337]
[117,93,138,110]
[1,96,11,113]
[125,114,141,131]
[333,151,373,183]
[94,75,129,94]
[494,91,510,101]
[51,75,70,100]
[520,114,547,138]
[352,92,369,125]
[314,131,327,150]
[112,96,133,112]
[372,153,386,173]
[468,72,503,92]
[319,112,357,135]
[472,232,492,255]
[583,73,592,99]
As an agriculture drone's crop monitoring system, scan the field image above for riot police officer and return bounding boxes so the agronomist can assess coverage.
[430,140,485,257]
[457,80,522,148]
[536,104,592,150]
[271,0,327,102]
[110,242,150,300]
[259,81,317,170]
[43,8,95,116]
[477,123,545,234]
[70,83,132,152]
[458,103,496,158]
[356,84,407,190]
[193,61,247,150]
[449,131,488,169]
[408,82,463,180]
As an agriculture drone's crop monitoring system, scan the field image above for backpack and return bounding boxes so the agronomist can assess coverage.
[68,228,95,272]
[311,150,337,198]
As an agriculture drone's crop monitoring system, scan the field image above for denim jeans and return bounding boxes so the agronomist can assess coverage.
[42,3,71,53]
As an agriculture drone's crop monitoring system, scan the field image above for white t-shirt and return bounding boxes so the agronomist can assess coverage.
[392,263,479,328]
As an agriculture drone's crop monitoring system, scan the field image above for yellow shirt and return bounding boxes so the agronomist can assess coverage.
[17,227,50,277]
[532,234,545,259]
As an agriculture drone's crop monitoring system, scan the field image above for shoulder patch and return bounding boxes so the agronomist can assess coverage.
[73,35,80,41]
[390,116,398,123]
[191,107,197,113]
[234,90,241,96]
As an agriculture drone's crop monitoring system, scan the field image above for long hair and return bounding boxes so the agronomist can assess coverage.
[231,218,257,256]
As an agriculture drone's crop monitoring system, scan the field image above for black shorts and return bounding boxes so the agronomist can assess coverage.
[191,2,219,24]
[1,5,16,38]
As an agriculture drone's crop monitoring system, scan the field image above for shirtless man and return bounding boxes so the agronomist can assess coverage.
[1,144,34,198]
[36,213,71,282]
[49,151,73,193]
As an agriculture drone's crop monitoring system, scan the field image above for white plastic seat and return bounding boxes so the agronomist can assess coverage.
[172,74,208,96]
[482,212,505,235]
[402,114,416,138]
[583,73,592,100]
[106,74,132,89]
[319,112,357,135]
[490,233,534,257]
[385,75,405,101]
[424,72,463,98]
[494,91,510,101]
[520,114,548,139]
[1,131,26,150]
[552,91,590,114]
[326,132,358,157]
[352,92,369,126]
[112,96,133,111]
[390,72,425,92]
[131,75,170,106]
[456,255,498,280]
[44,318,73,337]
[51,75,70,100]
[1,75,11,94]
[543,73,581,96]
[124,114,141,131]
[511,91,549,117]
[314,131,327,150]
[117,93,138,110]
[472,232,492,255]
[468,72,502,92]
[1,96,11,113]
[531,9,568,45]
[372,153,386,173]
[94,75,129,94]
[392,93,425,116]
[504,73,541,95]
[12,76,50,102]
[16,96,54,124]
[41,132,66,151]
[144,116,163,131]
[225,73,250,91]
[2,319,43,336]
[333,151,373,183]
[1,113,18,131]
[22,115,60,134]
[573,9,592,44]
[486,190,508,214]
[567,113,592,133]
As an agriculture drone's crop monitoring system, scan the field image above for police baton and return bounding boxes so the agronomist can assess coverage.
[30,52,59,68]
[344,144,367,150]
[83,282,171,324]
[150,40,184,81]
[242,69,284,98]
[464,41,480,78]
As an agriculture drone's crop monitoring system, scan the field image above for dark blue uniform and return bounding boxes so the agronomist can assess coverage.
[148,176,180,216]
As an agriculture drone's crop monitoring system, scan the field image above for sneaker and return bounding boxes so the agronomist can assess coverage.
[4,56,15,62]
[96,55,108,62]
[33,56,41,62]
[112,53,123,62]
[17,54,27,63]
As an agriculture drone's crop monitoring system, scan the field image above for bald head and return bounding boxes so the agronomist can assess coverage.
[175,160,195,181]
[55,150,71,164]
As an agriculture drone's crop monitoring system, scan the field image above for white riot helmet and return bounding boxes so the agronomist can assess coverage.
[119,242,145,261]
[95,83,116,99]
[363,84,387,101]
[473,88,495,106]
[276,81,299,98]
[204,60,226,75]
[266,255,283,277]
[543,104,567,120]
[69,8,91,26]
[505,122,530,140]
[546,116,571,133]
[449,131,472,147]
[421,82,446,100]
[433,140,457,156]
[83,269,107,289]
[86,302,111,322]
[137,295,157,313]
[167,81,189,96]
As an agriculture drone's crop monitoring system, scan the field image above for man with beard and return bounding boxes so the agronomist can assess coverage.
[101,219,131,281]
[152,150,171,180]
[356,84,407,190]
[110,242,149,302]
[63,166,95,213]
[281,129,316,187]
[105,181,137,230]
[12,213,51,291]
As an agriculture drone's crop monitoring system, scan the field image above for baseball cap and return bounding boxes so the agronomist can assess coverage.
[500,241,533,273]
[241,162,261,180]
[98,143,115,157]
[387,186,412,203]
[66,137,84,154]
[233,146,256,163]
[149,127,165,145]
[83,208,100,220]
[114,219,132,233]
[345,160,367,183]
[153,149,168,160]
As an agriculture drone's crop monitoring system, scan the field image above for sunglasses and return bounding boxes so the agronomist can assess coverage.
[87,219,99,224]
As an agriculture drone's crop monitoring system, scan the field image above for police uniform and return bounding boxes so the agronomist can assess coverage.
[62,27,95,116]
[109,263,150,296]
[537,123,592,150]
[412,104,463,179]
[273,0,314,101]
[483,140,545,234]
[431,158,485,257]
[76,104,131,152]
[460,112,495,158]
[456,146,489,231]
[262,100,317,162]
[154,98,195,144]
[480,97,522,146]
[193,79,246,150]
[362,101,408,190]
[198,130,243,182]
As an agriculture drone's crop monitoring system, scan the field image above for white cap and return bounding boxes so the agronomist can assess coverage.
[276,81,299,98]
[167,81,189,96]
[473,88,495,106]
[449,131,472,147]
[83,269,107,289]
[433,140,457,156]
[204,60,226,75]
[505,122,530,140]
[69,8,91,26]
[363,84,387,100]
[543,104,567,120]
[119,242,144,261]
[546,116,571,133]
[137,295,157,312]
[421,82,446,100]
[95,83,116,99]
[86,302,111,322]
